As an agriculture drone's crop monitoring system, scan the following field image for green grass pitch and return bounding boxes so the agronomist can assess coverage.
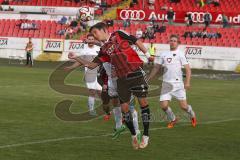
[0,61,239,160]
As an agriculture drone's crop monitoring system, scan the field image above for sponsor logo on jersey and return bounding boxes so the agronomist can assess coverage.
[167,58,172,63]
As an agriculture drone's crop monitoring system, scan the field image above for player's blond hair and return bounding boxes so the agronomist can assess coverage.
[170,34,180,43]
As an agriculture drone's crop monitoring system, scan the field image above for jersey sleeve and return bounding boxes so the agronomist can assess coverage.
[179,52,189,66]
[154,52,164,65]
[117,31,138,44]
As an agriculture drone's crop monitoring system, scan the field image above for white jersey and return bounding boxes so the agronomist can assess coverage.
[76,44,100,79]
[102,62,117,80]
[102,62,118,97]
[154,49,189,83]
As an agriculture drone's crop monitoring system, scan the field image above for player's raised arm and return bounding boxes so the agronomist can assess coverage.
[68,52,99,69]
[184,64,191,90]
[64,61,82,71]
[135,40,154,62]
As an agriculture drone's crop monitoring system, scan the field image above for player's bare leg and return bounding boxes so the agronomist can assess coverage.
[179,100,196,127]
[160,100,177,128]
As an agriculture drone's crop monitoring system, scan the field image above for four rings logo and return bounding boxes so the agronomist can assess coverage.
[120,10,146,20]
[188,12,209,23]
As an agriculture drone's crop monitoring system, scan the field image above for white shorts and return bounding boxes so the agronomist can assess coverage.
[108,78,118,97]
[160,82,186,101]
[85,74,102,91]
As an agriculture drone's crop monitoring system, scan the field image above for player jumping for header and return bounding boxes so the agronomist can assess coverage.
[68,22,154,149]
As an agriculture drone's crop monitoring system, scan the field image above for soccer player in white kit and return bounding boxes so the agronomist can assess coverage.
[64,34,102,116]
[148,34,197,128]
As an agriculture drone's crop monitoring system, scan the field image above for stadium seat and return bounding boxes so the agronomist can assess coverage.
[0,19,68,39]
[0,0,121,7]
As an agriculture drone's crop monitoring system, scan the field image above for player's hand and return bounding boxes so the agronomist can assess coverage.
[102,84,108,92]
[148,56,154,62]
[68,52,77,59]
[184,82,191,90]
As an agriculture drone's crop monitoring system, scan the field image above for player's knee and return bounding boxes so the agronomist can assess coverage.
[137,97,148,107]
[160,101,168,110]
[180,104,188,110]
[111,98,119,106]
[97,91,102,96]
[121,103,129,113]
[89,90,95,96]
[179,100,188,110]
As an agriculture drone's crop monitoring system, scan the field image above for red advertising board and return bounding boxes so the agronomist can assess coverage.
[117,9,240,24]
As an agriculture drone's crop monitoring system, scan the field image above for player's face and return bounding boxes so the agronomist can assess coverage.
[87,36,95,46]
[169,37,179,50]
[91,28,106,41]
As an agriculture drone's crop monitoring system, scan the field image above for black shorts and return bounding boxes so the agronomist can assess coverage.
[117,68,148,104]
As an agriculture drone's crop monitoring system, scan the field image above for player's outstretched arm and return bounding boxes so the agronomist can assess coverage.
[64,61,82,71]
[147,64,161,82]
[136,40,154,62]
[68,52,99,69]
[184,64,191,90]
[136,40,147,53]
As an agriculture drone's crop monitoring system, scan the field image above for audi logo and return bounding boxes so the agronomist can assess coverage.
[188,12,210,23]
[120,10,146,20]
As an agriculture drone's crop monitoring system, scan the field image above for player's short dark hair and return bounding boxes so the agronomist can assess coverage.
[170,34,180,43]
[87,33,94,38]
[89,22,107,33]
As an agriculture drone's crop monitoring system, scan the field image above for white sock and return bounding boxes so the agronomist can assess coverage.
[113,106,122,129]
[88,96,95,111]
[131,109,140,134]
[186,105,195,118]
[164,107,176,122]
[129,101,140,134]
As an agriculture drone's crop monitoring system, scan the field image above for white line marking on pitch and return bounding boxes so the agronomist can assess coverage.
[0,118,239,149]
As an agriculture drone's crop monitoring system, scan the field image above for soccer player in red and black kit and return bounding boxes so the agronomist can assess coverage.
[68,22,154,149]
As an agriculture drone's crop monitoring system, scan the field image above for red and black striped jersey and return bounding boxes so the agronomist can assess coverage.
[93,31,143,78]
